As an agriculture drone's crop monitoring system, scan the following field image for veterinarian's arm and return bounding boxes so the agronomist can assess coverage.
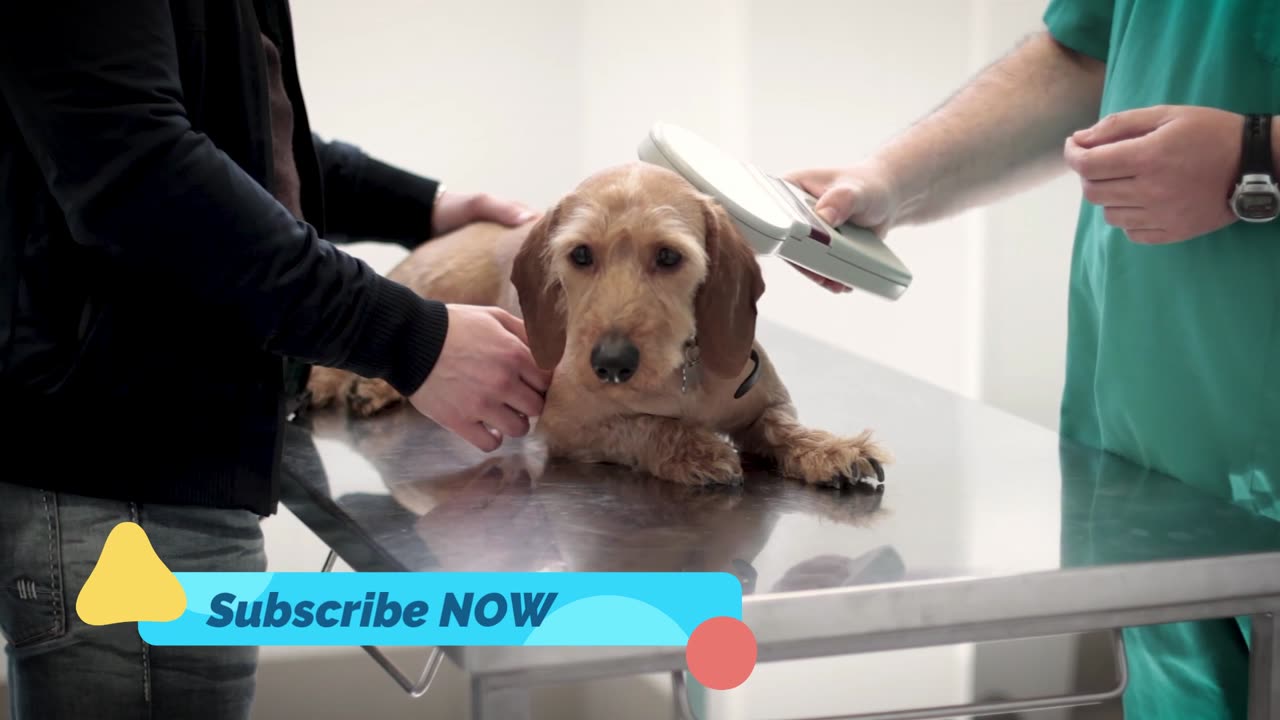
[313,134,536,246]
[789,30,1105,235]
[0,0,446,398]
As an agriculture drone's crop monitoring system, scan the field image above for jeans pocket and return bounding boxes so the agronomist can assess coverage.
[0,483,66,649]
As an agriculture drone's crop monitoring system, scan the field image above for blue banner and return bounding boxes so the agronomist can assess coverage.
[138,571,742,647]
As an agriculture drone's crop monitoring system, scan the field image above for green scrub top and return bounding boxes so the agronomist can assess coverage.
[1043,0,1280,717]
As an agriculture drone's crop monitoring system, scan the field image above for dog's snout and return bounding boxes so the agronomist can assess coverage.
[591,333,640,384]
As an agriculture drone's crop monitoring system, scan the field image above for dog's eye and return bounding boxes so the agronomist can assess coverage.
[570,245,593,267]
[656,247,682,268]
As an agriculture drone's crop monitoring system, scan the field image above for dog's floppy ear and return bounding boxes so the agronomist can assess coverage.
[510,204,567,370]
[694,198,766,378]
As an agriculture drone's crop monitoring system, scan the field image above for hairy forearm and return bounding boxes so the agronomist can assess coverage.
[871,31,1106,229]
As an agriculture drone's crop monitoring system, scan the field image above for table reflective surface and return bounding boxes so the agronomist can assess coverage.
[279,320,1280,679]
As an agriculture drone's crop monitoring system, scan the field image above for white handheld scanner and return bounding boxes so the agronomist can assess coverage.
[638,123,911,300]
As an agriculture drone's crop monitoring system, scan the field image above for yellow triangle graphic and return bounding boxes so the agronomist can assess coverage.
[76,522,187,626]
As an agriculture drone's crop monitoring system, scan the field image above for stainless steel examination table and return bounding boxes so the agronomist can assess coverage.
[278,320,1280,720]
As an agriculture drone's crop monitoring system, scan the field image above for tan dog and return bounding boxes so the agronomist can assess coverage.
[308,163,889,487]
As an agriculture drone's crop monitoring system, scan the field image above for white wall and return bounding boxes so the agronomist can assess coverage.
[975,1,1080,432]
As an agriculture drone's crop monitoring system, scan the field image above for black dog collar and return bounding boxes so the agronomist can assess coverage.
[680,337,760,400]
[734,350,761,400]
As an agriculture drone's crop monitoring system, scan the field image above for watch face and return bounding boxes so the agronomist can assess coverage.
[1237,192,1280,220]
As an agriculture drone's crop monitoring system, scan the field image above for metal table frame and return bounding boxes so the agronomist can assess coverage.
[315,546,1280,719]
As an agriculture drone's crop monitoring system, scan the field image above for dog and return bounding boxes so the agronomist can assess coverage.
[307,162,890,488]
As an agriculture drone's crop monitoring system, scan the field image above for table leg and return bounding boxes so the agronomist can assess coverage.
[471,679,532,720]
[1250,612,1278,720]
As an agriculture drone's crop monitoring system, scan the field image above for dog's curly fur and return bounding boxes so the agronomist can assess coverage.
[307,163,890,487]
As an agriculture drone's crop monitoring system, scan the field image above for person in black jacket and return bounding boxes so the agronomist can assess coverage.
[0,1,549,717]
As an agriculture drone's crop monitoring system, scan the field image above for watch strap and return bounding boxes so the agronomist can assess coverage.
[1241,114,1274,176]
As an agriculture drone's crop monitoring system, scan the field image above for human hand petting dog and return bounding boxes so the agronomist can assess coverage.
[1065,105,1244,244]
[431,190,539,237]
[783,165,900,294]
[408,305,551,452]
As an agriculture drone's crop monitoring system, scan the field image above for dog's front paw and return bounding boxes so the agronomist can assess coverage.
[306,366,354,409]
[347,377,405,418]
[777,429,889,487]
[654,436,744,487]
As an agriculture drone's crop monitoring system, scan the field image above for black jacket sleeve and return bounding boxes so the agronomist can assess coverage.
[313,135,441,248]
[0,0,446,397]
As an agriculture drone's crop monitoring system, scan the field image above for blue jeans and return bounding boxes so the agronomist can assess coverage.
[0,480,266,719]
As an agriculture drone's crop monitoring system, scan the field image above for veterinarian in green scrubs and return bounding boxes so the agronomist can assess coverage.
[789,0,1279,716]
[1049,2,1278,717]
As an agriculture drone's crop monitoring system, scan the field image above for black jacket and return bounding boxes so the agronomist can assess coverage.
[0,0,451,515]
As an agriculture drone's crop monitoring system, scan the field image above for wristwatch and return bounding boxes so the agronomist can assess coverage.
[1229,114,1280,222]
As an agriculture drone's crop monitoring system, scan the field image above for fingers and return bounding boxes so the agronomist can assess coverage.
[782,168,837,197]
[435,193,540,236]
[1076,157,1159,237]
[814,184,865,227]
[1072,106,1167,148]
[487,309,552,391]
[1065,135,1144,180]
[811,274,853,294]
[411,304,549,451]
[474,193,538,226]
[1098,205,1167,242]
[504,380,546,419]
[1081,177,1142,206]
[439,396,531,452]
[520,363,551,394]
[1124,229,1170,244]
[1065,108,1168,182]
[484,405,531,440]
[449,418,504,452]
[787,261,853,294]
[1080,176,1158,232]
[783,167,893,234]
[1102,206,1157,229]
[489,308,528,344]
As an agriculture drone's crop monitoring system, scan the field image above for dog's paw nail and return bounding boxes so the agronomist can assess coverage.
[868,458,885,484]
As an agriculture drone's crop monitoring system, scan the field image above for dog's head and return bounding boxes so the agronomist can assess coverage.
[511,163,765,396]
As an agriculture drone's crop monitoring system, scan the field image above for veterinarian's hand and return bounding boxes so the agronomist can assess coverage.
[408,305,551,452]
[1065,105,1243,244]
[783,165,900,293]
[432,191,540,237]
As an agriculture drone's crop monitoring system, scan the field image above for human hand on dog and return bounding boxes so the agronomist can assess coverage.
[432,191,540,237]
[783,164,900,294]
[408,305,551,452]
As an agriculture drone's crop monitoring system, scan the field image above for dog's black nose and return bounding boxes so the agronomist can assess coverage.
[591,334,640,384]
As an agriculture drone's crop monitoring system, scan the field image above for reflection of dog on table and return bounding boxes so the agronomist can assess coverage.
[307,163,889,491]
[311,406,902,595]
